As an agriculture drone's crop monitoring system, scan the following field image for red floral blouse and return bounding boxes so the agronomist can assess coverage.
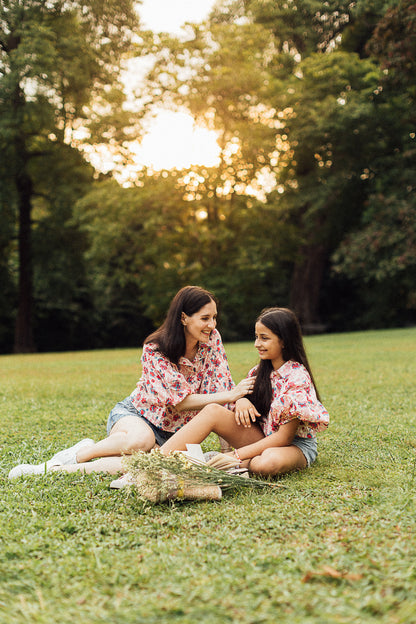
[245,360,329,438]
[130,329,234,432]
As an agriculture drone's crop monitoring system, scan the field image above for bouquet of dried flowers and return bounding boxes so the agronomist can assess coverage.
[122,449,283,503]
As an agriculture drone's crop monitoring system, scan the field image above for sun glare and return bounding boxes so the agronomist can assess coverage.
[139,0,217,35]
[131,110,221,171]
[80,109,221,184]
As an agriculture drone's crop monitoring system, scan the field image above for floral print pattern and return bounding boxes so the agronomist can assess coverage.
[130,329,234,432]
[246,360,329,438]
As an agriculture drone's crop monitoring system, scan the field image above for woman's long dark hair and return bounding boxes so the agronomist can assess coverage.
[144,286,217,365]
[249,307,321,418]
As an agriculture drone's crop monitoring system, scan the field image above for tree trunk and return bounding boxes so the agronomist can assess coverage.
[289,244,326,332]
[14,167,36,353]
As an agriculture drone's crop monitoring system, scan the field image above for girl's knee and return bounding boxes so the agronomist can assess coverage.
[250,447,306,476]
[251,449,284,476]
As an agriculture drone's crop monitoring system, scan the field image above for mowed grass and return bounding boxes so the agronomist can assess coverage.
[1,328,416,624]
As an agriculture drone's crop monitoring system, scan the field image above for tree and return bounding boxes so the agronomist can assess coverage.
[269,50,381,326]
[31,143,96,351]
[137,19,281,216]
[73,168,298,342]
[0,0,139,351]
[214,0,411,328]
[331,0,416,327]
[72,175,193,346]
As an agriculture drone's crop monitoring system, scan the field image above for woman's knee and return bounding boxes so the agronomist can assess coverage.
[123,431,155,453]
[200,403,228,417]
[197,404,230,425]
[110,418,155,453]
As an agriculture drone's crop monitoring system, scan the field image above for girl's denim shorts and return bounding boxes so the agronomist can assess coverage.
[106,396,174,447]
[292,435,318,467]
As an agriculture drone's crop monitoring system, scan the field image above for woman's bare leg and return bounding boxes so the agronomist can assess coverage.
[52,456,124,475]
[161,404,264,454]
[8,417,155,479]
[76,416,156,463]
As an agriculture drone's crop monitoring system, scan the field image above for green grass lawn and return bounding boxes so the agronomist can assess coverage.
[1,328,416,623]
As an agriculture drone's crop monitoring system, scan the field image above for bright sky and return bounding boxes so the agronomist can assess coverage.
[129,0,220,171]
[138,0,217,35]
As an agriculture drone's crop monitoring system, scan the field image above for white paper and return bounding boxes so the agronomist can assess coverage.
[185,443,206,464]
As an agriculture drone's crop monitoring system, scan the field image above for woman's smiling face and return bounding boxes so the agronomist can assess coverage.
[182,300,217,345]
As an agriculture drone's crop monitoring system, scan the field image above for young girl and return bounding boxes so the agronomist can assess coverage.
[9,286,254,478]
[161,307,329,476]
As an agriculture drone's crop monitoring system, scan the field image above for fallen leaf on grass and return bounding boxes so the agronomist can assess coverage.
[302,565,363,583]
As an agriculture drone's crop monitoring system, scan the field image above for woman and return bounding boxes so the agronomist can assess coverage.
[161,307,329,476]
[9,286,254,478]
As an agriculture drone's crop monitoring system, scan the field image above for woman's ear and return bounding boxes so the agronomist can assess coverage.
[181,312,187,325]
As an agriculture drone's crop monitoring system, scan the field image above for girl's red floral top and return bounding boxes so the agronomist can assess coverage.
[246,360,329,438]
[130,329,234,432]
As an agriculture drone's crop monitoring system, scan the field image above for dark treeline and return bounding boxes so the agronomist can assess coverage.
[1,0,415,353]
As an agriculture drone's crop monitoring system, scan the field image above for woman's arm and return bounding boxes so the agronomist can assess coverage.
[175,377,255,412]
[235,419,299,460]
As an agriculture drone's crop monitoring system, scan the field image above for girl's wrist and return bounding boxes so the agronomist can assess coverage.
[234,449,241,461]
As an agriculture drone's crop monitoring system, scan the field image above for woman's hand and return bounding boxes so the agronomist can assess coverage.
[234,397,260,428]
[176,377,255,412]
[230,377,256,402]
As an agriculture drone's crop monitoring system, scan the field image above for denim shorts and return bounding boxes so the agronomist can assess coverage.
[106,397,175,447]
[292,435,318,467]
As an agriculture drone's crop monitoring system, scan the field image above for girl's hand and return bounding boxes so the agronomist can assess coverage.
[235,398,260,428]
[206,453,240,470]
[231,377,256,401]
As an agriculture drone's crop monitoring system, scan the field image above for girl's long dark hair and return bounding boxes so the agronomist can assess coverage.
[249,307,321,418]
[144,286,217,366]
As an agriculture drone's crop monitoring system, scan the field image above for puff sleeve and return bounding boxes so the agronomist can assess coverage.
[270,365,329,432]
[138,344,193,408]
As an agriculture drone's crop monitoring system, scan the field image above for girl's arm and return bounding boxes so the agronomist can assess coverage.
[174,377,255,412]
[235,419,299,461]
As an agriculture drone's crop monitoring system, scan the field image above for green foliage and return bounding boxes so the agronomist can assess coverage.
[73,171,298,341]
[1,0,415,350]
[30,144,97,351]
[366,0,416,89]
[215,0,356,54]
[134,0,415,331]
[73,174,194,344]
[330,0,416,326]
[140,19,279,198]
[1,329,416,622]
[0,0,140,352]
[331,165,416,327]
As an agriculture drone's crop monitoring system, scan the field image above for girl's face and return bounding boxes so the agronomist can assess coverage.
[182,300,217,345]
[255,321,285,370]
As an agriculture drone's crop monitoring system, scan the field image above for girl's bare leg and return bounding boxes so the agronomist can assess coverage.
[76,416,156,463]
[248,445,307,476]
[52,456,124,475]
[161,404,264,454]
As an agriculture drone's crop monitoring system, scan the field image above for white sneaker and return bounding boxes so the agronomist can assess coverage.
[48,438,95,466]
[110,473,134,489]
[8,459,61,480]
